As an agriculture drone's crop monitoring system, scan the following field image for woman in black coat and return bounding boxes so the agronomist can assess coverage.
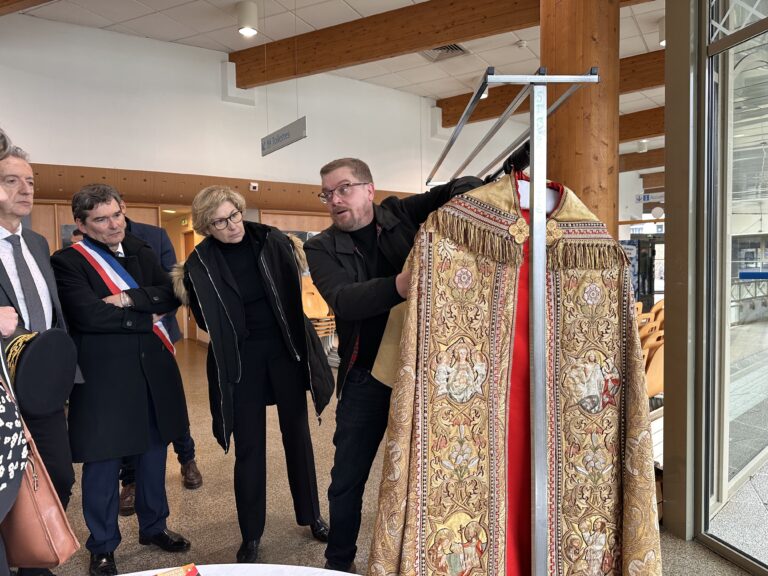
[173,186,332,564]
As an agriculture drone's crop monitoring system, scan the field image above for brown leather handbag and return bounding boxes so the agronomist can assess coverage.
[0,379,80,568]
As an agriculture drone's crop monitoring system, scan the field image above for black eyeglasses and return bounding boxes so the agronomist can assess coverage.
[210,210,243,230]
[318,182,369,204]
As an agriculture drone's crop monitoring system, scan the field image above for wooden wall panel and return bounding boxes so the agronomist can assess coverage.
[642,171,665,190]
[126,206,160,227]
[619,107,665,142]
[260,210,332,233]
[620,147,665,172]
[28,203,56,253]
[32,164,411,211]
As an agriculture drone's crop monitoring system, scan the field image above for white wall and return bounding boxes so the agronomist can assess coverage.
[618,171,645,222]
[0,14,527,194]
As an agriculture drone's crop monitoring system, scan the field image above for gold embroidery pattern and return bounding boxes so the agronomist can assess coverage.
[549,268,661,575]
[508,218,529,244]
[369,211,516,576]
[546,219,564,246]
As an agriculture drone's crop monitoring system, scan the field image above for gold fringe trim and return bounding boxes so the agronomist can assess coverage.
[433,210,522,265]
[547,240,629,270]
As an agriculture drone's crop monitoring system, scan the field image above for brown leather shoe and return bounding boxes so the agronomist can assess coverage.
[181,459,203,490]
[119,483,135,517]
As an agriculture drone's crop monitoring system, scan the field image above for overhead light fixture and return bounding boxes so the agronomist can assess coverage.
[237,1,258,38]
[162,209,177,214]
[658,17,666,47]
[480,87,489,100]
[637,139,649,153]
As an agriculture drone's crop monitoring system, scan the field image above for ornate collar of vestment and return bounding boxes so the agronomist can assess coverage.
[435,174,627,270]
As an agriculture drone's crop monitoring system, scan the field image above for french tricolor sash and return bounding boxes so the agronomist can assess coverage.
[72,238,175,355]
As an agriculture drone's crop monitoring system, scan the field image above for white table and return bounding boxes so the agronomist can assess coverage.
[123,564,342,576]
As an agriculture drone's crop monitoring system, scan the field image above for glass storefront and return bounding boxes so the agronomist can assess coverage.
[705,2,768,568]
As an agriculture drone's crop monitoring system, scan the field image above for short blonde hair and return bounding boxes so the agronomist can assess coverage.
[191,185,246,236]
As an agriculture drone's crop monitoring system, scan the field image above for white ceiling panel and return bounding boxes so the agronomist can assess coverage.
[163,0,235,33]
[620,92,650,103]
[618,135,664,154]
[69,0,154,22]
[134,0,191,9]
[365,72,412,89]
[262,11,314,40]
[275,0,329,8]
[619,96,657,114]
[629,0,664,15]
[478,44,537,66]
[525,37,540,57]
[620,16,641,39]
[176,32,230,51]
[514,25,540,41]
[25,1,113,28]
[206,0,289,18]
[634,9,664,34]
[396,64,449,84]
[435,54,490,76]
[643,32,662,49]
[619,35,647,58]
[206,25,272,49]
[119,12,198,41]
[460,31,519,54]
[379,53,431,73]
[344,0,412,17]
[495,58,541,76]
[401,82,437,98]
[296,0,359,29]
[414,77,471,99]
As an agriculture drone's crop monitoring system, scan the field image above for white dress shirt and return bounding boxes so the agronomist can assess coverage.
[0,224,54,330]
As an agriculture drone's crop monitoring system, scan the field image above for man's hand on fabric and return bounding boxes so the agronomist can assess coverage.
[395,270,410,299]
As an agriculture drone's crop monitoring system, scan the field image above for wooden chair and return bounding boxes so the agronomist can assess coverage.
[636,312,654,328]
[642,330,664,366]
[655,307,665,329]
[646,343,664,398]
[301,276,330,319]
[651,299,664,318]
[638,319,661,342]
[635,301,644,316]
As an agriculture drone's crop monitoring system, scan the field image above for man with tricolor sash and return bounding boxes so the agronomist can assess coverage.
[51,184,191,576]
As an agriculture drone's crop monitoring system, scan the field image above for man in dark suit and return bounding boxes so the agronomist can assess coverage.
[0,146,75,576]
[52,184,191,576]
[116,207,203,518]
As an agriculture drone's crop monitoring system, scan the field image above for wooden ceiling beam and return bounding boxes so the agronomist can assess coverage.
[641,171,665,190]
[620,106,664,143]
[620,147,665,172]
[437,50,665,127]
[0,0,49,16]
[229,0,653,89]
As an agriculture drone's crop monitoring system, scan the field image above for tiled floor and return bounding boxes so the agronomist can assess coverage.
[53,341,752,575]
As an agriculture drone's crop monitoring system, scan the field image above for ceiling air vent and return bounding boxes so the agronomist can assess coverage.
[419,44,468,62]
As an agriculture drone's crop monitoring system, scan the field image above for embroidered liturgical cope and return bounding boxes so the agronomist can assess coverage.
[368,175,662,576]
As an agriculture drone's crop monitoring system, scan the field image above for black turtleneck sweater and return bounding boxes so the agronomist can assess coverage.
[215,234,279,339]
[349,219,398,372]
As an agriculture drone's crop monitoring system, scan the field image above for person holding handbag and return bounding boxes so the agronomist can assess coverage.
[0,126,27,575]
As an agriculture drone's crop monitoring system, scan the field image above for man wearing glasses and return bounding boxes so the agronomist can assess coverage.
[52,184,191,575]
[305,158,482,572]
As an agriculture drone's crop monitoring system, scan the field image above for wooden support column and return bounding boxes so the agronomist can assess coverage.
[541,0,620,237]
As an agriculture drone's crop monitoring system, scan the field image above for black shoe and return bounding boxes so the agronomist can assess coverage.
[309,516,330,542]
[324,560,357,573]
[236,539,260,563]
[139,528,191,552]
[89,552,117,576]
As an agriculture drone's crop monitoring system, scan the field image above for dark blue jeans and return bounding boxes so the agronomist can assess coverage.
[325,368,391,569]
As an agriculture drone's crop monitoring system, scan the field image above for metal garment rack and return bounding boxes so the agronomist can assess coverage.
[426,66,599,576]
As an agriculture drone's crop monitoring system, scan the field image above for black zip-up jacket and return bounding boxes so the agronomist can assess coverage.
[174,221,333,452]
[304,176,483,396]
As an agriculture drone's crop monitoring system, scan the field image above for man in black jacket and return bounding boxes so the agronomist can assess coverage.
[52,185,191,576]
[304,158,481,572]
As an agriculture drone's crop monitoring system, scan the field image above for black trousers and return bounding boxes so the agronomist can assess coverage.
[325,368,391,569]
[232,338,320,542]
